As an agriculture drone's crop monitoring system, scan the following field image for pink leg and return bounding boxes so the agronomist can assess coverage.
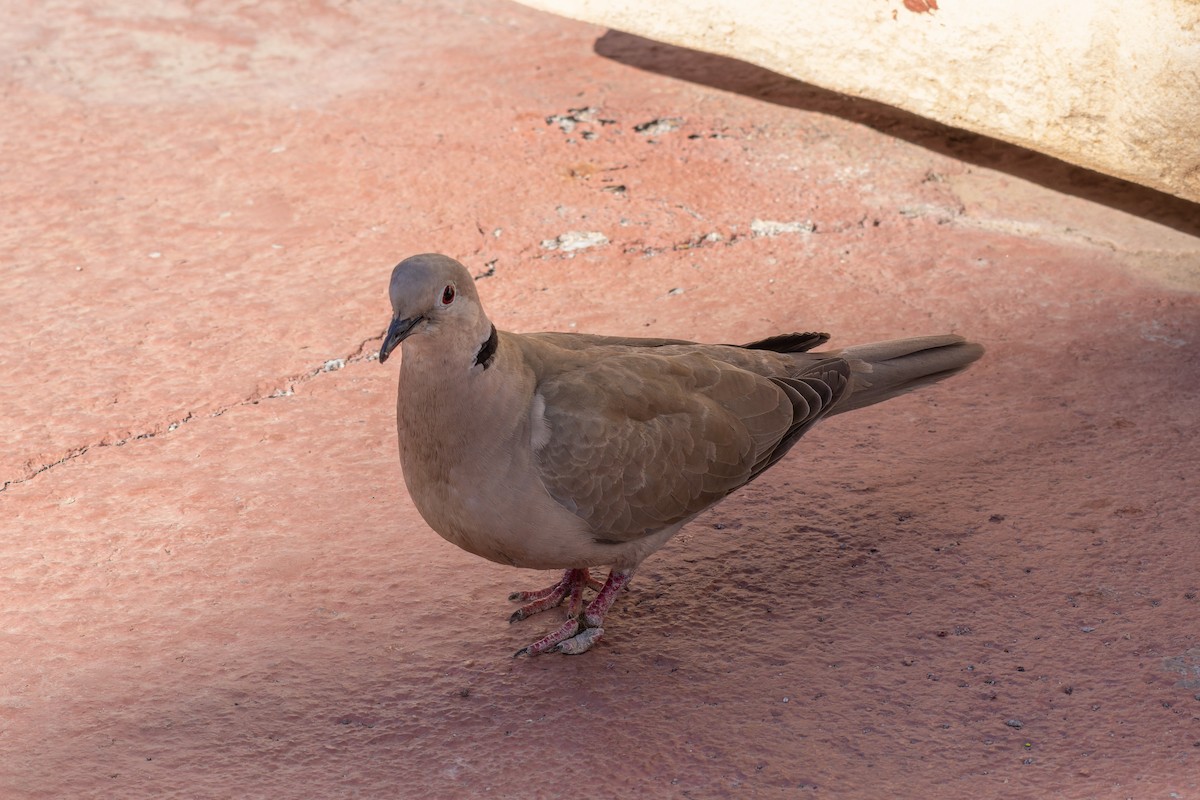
[565,571,589,617]
[514,569,633,657]
[581,568,631,628]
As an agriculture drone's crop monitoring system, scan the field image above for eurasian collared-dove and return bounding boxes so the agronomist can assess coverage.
[378,254,983,656]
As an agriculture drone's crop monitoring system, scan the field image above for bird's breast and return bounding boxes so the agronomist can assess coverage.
[395,366,595,569]
[398,435,596,569]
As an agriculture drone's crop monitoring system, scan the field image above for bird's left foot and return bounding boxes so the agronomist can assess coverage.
[512,569,632,656]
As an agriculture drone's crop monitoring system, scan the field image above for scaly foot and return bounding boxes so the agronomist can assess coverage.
[512,569,632,656]
[507,568,603,622]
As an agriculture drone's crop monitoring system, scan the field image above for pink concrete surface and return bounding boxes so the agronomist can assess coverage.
[2,1,1199,797]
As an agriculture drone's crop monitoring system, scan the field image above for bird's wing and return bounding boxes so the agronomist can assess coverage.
[530,347,847,543]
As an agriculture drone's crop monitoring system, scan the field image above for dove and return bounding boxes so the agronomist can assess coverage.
[378,253,983,656]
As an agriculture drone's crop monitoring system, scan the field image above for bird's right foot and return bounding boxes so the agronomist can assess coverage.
[507,568,603,622]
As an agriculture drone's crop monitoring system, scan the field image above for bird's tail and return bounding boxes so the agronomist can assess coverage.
[830,335,984,415]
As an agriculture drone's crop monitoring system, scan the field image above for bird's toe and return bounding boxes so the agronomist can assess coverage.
[550,626,604,655]
[513,617,582,657]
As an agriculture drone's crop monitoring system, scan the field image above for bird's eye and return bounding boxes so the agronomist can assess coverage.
[441,285,455,305]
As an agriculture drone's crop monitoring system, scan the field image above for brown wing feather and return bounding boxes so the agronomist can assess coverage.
[749,359,851,479]
[533,348,842,543]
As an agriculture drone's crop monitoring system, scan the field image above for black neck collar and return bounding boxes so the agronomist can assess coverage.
[474,325,498,369]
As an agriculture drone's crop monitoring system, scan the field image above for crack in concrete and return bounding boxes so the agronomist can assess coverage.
[616,216,829,258]
[0,333,387,494]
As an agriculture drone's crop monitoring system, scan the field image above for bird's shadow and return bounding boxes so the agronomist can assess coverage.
[593,30,1200,238]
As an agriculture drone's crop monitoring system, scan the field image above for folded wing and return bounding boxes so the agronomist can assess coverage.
[533,348,849,542]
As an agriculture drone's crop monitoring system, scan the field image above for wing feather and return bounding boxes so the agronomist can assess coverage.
[533,348,844,543]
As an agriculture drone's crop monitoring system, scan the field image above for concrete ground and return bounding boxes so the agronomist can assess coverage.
[2,1,1198,797]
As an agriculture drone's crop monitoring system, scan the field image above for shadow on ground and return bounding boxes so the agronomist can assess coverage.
[595,30,1200,238]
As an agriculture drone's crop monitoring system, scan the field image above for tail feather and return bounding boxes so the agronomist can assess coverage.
[830,335,983,415]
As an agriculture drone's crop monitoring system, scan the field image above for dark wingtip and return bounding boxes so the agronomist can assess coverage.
[739,331,831,353]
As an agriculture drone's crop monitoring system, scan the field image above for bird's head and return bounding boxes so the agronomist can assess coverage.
[378,254,487,364]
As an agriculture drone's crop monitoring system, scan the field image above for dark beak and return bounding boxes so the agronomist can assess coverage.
[378,315,423,363]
